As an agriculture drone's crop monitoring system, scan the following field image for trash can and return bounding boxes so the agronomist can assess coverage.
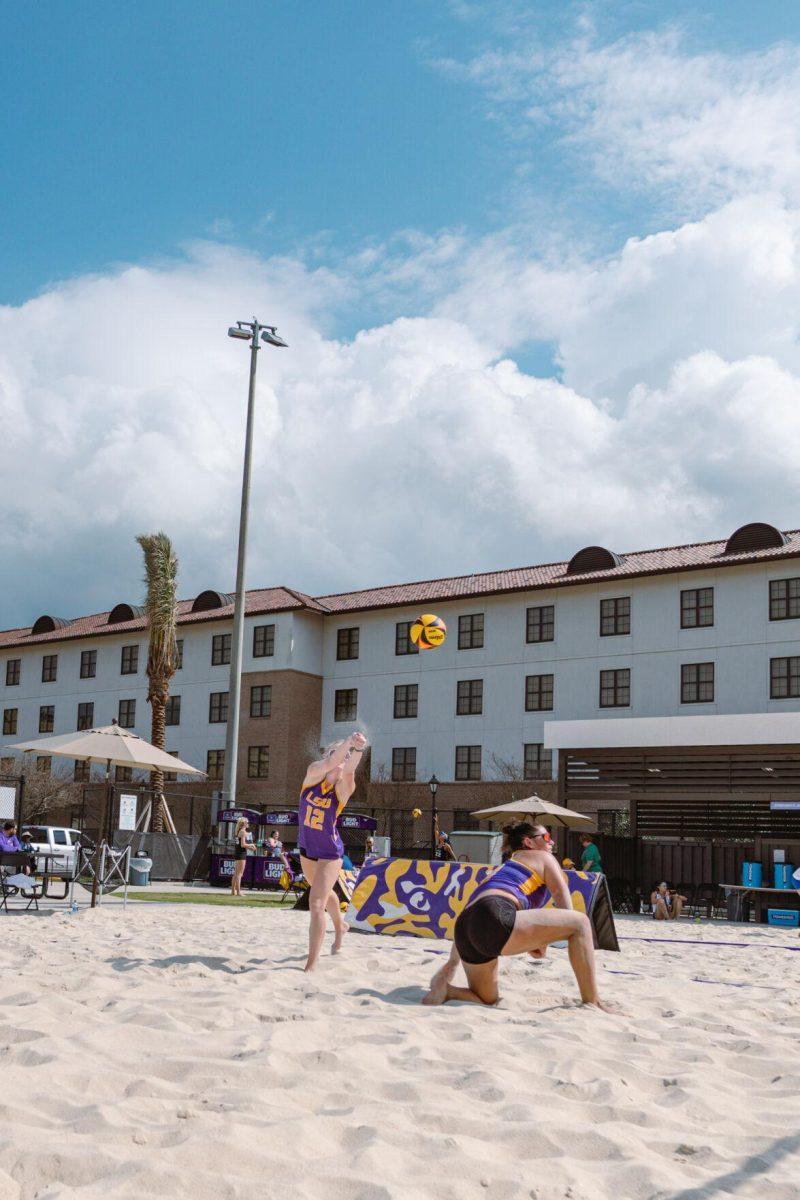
[129,854,153,886]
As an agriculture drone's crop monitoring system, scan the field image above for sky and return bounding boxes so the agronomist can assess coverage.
[3,0,800,626]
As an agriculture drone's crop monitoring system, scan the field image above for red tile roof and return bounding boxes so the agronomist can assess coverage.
[3,529,800,645]
[0,587,325,649]
[316,529,800,612]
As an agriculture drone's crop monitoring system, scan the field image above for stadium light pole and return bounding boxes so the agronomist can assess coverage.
[223,319,288,810]
[428,774,439,859]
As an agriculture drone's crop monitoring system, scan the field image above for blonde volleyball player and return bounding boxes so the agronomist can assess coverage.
[298,731,367,972]
[422,822,617,1013]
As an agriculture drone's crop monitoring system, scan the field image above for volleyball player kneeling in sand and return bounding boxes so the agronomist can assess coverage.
[298,731,367,972]
[422,822,617,1013]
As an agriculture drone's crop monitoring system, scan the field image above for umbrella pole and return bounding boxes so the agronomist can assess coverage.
[90,759,112,910]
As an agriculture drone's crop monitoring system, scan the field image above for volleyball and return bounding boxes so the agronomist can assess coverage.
[412,807,422,819]
[410,613,447,650]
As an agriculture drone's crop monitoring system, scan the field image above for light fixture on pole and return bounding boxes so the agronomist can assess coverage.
[428,774,439,859]
[223,318,288,809]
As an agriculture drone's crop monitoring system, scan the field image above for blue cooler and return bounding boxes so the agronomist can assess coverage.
[774,863,794,890]
[742,862,762,887]
[767,909,800,927]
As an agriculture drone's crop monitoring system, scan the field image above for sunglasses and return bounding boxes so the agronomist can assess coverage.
[532,831,552,844]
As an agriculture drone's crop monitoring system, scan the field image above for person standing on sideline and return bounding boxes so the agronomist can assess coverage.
[579,833,603,874]
[298,731,367,971]
[230,816,253,897]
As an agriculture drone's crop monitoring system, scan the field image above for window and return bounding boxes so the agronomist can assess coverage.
[77,702,94,730]
[42,654,58,682]
[118,699,136,728]
[175,639,184,670]
[211,633,231,665]
[456,679,483,715]
[525,674,554,712]
[393,683,418,719]
[526,605,554,643]
[207,749,225,780]
[600,668,630,708]
[39,705,55,733]
[74,760,90,782]
[165,695,181,726]
[5,658,20,686]
[115,765,133,782]
[36,756,51,774]
[392,747,416,782]
[250,685,272,718]
[770,656,800,699]
[247,745,269,779]
[458,613,484,650]
[253,624,275,658]
[395,621,419,656]
[681,662,714,704]
[120,644,139,674]
[164,750,179,783]
[336,627,360,660]
[209,691,229,723]
[80,649,97,678]
[455,744,481,781]
[600,597,630,636]
[334,688,358,721]
[769,578,800,621]
[524,743,552,780]
[454,808,480,831]
[681,587,714,628]
[2,708,17,736]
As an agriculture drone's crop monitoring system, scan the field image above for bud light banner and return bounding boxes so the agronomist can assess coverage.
[218,808,262,823]
[261,812,300,826]
[339,813,378,830]
[346,857,618,951]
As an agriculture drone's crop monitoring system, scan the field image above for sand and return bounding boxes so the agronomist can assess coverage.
[1,904,799,1200]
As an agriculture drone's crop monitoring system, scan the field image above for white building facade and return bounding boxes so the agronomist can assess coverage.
[3,522,800,819]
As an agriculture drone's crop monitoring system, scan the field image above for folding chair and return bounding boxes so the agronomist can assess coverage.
[1,852,43,912]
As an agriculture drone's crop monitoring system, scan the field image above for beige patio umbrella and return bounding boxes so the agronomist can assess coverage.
[471,794,594,829]
[8,723,204,905]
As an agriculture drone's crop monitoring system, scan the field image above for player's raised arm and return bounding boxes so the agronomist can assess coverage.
[302,733,360,788]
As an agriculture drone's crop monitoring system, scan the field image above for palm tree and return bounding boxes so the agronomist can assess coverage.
[137,532,179,832]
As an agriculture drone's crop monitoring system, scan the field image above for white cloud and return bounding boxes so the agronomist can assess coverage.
[440,27,800,209]
[3,237,800,627]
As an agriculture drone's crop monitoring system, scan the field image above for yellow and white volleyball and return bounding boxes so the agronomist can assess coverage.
[411,807,422,819]
[410,613,447,650]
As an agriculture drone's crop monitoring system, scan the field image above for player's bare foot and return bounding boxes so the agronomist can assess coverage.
[586,998,624,1015]
[332,922,349,953]
[421,958,458,1005]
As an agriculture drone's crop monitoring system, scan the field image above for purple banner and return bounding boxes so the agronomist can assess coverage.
[347,857,601,940]
[218,808,262,823]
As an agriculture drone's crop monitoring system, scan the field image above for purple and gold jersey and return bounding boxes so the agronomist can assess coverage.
[469,858,549,910]
[298,779,347,860]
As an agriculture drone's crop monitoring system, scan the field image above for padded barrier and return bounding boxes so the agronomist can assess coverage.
[347,857,619,951]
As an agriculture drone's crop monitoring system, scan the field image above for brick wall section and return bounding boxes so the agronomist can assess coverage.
[364,778,559,832]
[235,668,322,806]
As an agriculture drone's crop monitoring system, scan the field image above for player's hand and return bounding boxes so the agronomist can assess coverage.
[350,731,368,751]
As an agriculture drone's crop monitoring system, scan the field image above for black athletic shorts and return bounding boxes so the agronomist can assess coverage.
[454,895,518,964]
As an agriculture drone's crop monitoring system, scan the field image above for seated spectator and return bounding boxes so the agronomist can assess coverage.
[651,881,686,920]
[0,820,22,853]
[0,820,32,876]
[267,829,290,871]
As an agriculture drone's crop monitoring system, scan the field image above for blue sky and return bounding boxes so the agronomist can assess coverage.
[3,1,797,309]
[4,1,800,626]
